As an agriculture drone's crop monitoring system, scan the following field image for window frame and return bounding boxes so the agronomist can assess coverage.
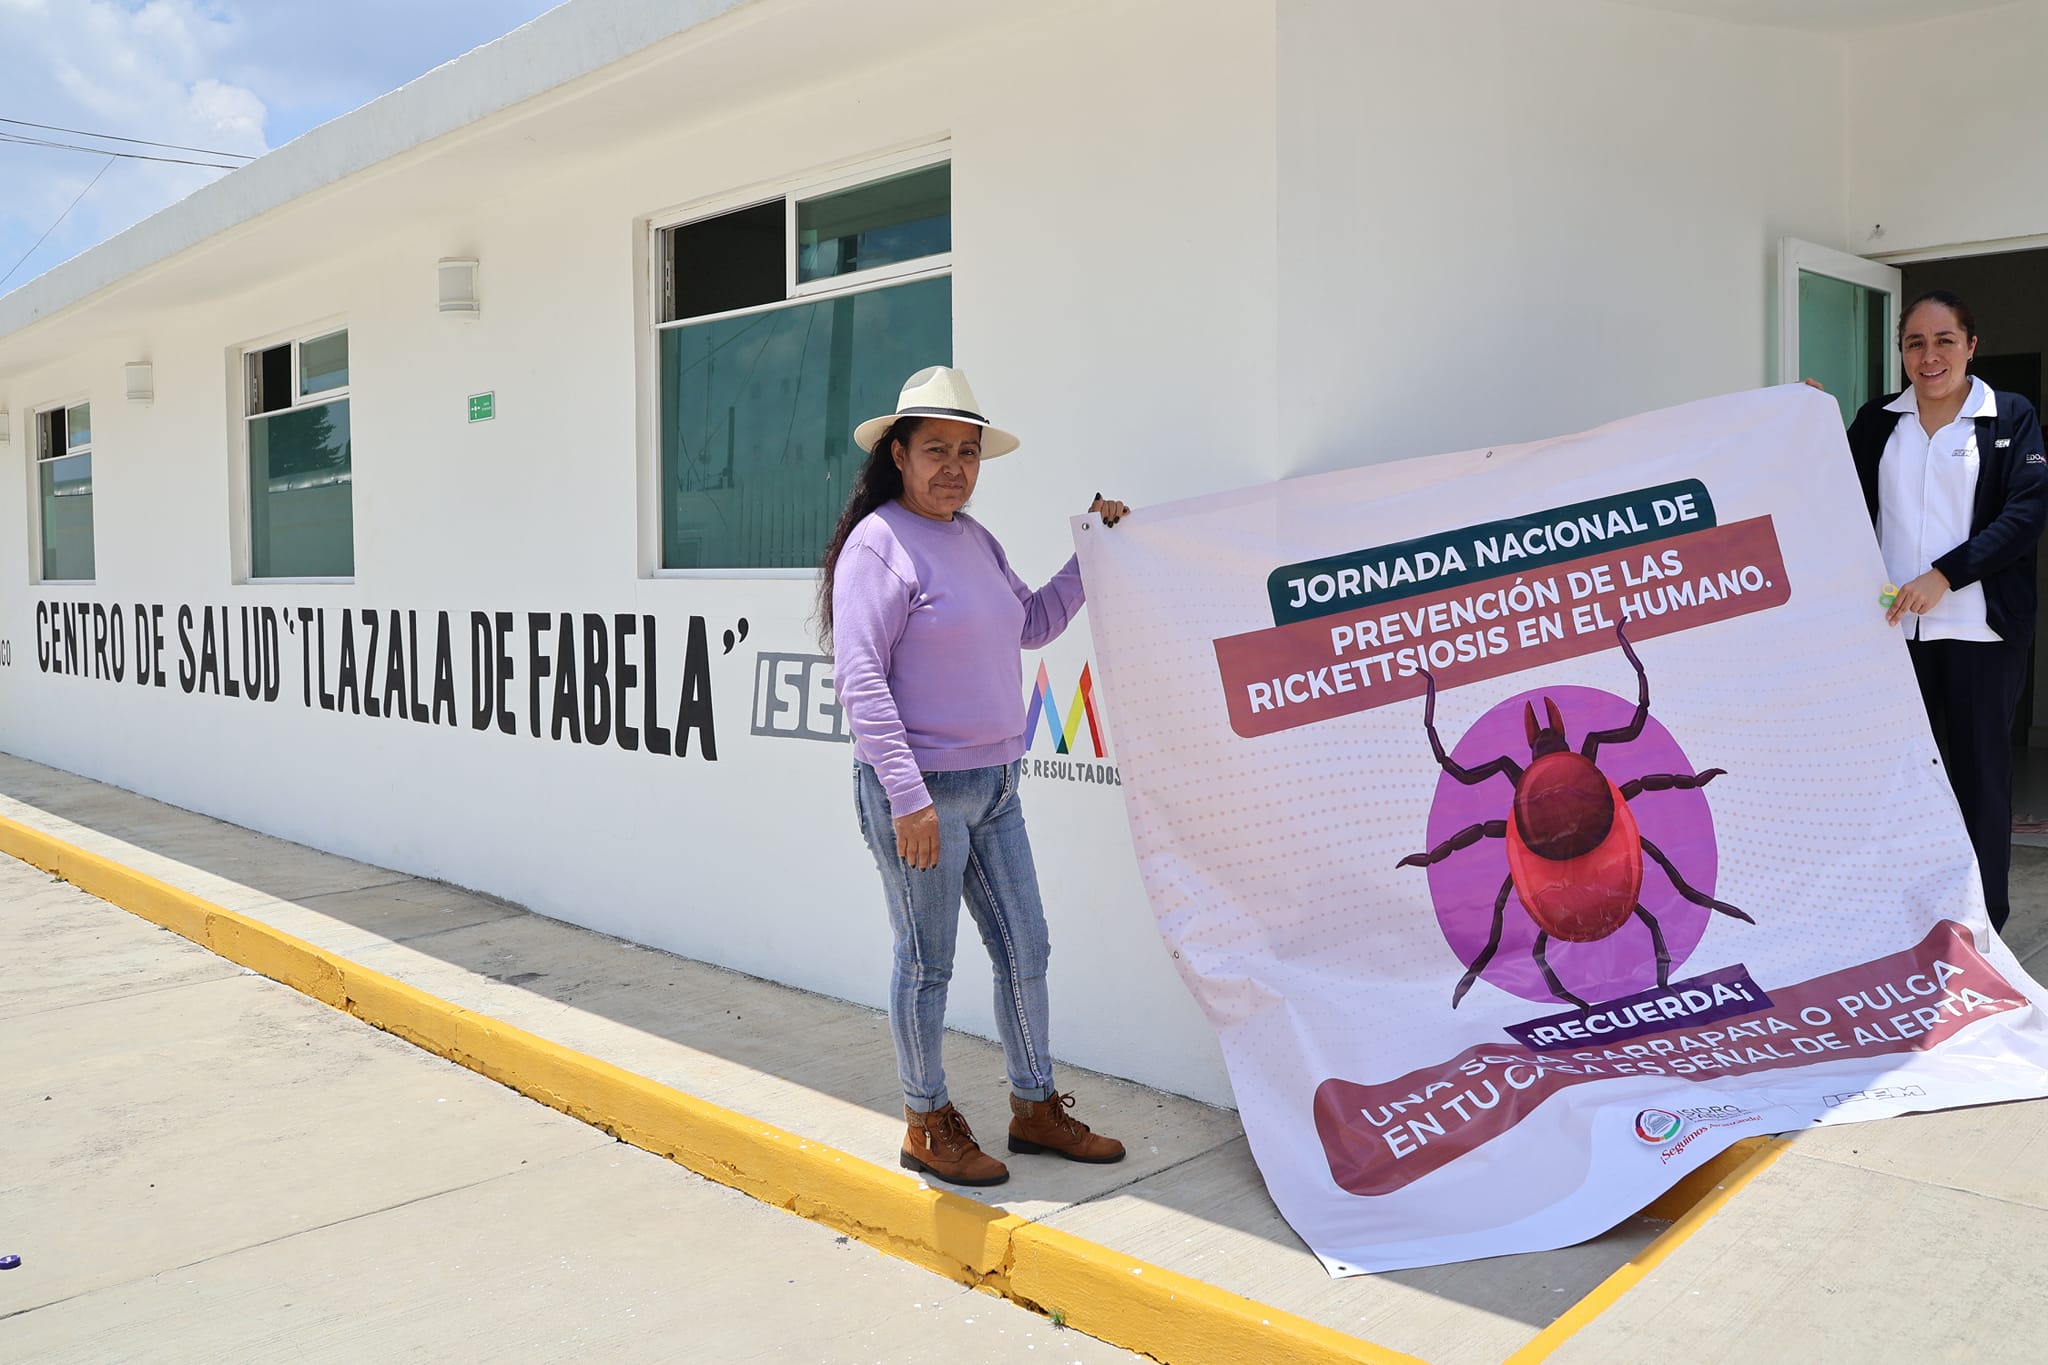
[1775,237,1903,396]
[231,319,354,585]
[28,393,95,585]
[641,144,953,580]
[785,154,954,301]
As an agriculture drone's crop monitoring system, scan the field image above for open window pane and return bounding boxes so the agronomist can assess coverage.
[37,409,64,460]
[249,399,354,578]
[39,452,95,580]
[64,402,91,450]
[659,275,951,568]
[797,164,950,283]
[668,201,786,322]
[299,331,349,396]
[1776,238,1900,406]
[250,345,293,414]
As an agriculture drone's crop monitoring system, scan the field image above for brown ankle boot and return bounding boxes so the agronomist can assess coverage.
[901,1104,1009,1187]
[1007,1091,1125,1164]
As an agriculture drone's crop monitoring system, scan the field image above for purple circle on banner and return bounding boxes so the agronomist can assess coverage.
[1414,683,1722,1007]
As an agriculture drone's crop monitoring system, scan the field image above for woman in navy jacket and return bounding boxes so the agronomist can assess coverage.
[1846,290,2048,933]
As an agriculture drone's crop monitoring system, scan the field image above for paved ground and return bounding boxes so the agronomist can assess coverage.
[1553,870,2048,1365]
[0,754,1666,1365]
[5,749,2048,1363]
[0,859,1139,1364]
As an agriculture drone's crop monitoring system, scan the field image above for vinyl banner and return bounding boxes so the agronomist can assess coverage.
[1072,385,2048,1274]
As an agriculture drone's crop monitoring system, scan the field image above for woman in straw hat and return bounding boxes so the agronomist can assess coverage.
[817,365,1130,1187]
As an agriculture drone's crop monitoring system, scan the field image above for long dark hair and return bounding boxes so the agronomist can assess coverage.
[815,417,922,649]
[1899,289,1978,345]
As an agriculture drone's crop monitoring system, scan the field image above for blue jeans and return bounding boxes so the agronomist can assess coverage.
[854,760,1056,1114]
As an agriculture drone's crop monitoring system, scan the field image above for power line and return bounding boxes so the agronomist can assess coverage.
[0,131,243,171]
[0,116,254,161]
[0,156,117,292]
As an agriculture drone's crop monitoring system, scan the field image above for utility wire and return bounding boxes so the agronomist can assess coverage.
[0,116,254,161]
[0,156,116,292]
[0,131,243,171]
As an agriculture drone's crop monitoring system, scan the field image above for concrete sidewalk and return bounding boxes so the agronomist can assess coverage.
[4,750,2048,1363]
[0,857,1141,1364]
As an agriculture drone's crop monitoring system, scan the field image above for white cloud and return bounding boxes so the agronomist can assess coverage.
[0,0,561,292]
[0,0,264,285]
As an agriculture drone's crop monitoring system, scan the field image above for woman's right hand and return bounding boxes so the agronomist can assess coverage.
[894,804,940,870]
[1089,493,1129,527]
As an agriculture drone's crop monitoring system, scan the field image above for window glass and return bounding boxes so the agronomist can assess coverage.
[659,275,951,568]
[249,400,354,578]
[1797,272,1886,425]
[39,452,94,580]
[299,331,350,396]
[797,164,951,283]
[64,402,91,449]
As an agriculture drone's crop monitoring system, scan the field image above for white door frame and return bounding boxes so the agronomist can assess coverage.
[1776,237,1904,391]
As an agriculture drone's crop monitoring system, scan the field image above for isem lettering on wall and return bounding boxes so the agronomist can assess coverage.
[751,651,848,743]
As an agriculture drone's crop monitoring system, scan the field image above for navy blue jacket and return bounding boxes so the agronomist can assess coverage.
[1847,389,2048,644]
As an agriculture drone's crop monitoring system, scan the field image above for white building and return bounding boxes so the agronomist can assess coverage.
[2,0,2044,1106]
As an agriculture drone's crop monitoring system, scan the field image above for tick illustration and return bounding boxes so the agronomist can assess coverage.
[1398,625,1752,1009]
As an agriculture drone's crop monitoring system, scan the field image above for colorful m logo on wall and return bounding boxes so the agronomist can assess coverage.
[1025,661,1106,757]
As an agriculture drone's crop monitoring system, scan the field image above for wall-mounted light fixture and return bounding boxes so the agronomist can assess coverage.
[125,362,154,405]
[438,257,480,317]
[0,410,10,446]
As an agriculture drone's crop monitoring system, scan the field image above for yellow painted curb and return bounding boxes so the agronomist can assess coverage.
[1502,1133,1794,1363]
[1005,1221,1421,1365]
[0,813,1422,1365]
[1639,1135,1770,1221]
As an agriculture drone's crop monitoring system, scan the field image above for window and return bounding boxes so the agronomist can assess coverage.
[244,328,353,579]
[35,401,94,581]
[796,163,950,285]
[655,158,952,570]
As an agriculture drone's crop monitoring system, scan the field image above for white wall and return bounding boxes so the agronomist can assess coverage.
[0,0,1274,1105]
[12,0,1983,1108]
[1846,2,2048,257]
[1274,0,1852,472]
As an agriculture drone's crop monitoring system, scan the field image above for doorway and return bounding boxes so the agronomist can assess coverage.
[1896,248,2048,842]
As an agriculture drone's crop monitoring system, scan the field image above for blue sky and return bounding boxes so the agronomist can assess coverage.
[0,0,565,296]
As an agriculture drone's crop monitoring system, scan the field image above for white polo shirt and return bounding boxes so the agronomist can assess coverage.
[1877,375,2000,642]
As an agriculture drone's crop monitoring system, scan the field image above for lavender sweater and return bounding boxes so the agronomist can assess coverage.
[832,499,1085,818]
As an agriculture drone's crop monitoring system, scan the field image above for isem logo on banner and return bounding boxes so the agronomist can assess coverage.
[1073,385,2048,1275]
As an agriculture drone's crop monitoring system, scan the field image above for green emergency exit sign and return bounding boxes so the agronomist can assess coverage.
[468,391,495,423]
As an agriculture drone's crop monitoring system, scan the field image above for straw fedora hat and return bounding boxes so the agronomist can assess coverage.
[853,366,1020,459]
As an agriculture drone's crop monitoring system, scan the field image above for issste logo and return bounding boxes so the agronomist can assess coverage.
[1634,1109,1684,1144]
[1025,661,1106,757]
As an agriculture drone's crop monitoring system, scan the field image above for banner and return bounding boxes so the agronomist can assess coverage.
[1073,385,2048,1274]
